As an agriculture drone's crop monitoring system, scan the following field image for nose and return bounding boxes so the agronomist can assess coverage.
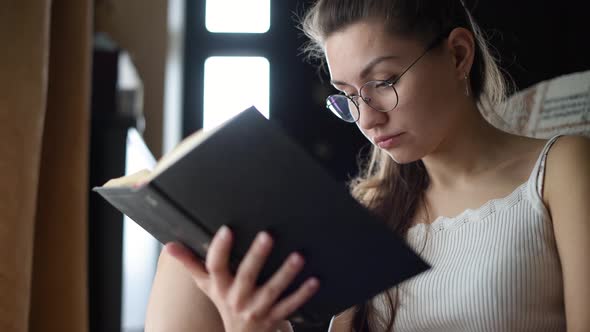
[356,99,387,130]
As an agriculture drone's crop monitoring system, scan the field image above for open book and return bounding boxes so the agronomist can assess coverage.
[93,106,430,325]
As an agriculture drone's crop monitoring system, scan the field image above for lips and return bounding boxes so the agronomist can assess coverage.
[373,132,404,145]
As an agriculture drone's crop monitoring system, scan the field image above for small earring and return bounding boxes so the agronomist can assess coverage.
[464,73,470,97]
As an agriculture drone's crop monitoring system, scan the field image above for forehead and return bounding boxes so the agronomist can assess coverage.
[324,21,419,82]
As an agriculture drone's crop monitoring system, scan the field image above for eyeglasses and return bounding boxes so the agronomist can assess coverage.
[325,31,450,123]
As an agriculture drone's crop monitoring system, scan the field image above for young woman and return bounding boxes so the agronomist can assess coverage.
[145,1,590,331]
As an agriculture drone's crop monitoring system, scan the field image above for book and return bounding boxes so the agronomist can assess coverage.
[93,106,430,326]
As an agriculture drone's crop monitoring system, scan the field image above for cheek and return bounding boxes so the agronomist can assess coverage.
[396,70,460,131]
[390,70,462,159]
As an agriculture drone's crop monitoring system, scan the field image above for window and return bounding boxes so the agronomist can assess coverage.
[203,56,270,129]
[205,0,270,33]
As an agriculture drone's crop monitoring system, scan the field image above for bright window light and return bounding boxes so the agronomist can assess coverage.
[206,0,270,33]
[203,56,269,129]
[122,128,159,331]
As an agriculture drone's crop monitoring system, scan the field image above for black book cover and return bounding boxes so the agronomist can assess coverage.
[94,106,430,325]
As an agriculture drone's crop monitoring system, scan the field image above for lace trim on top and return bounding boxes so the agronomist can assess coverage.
[407,134,562,237]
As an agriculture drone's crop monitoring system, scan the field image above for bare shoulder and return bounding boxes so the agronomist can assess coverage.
[543,134,590,207]
[542,135,590,330]
[496,133,547,181]
[508,134,547,158]
[545,134,590,161]
[544,135,590,184]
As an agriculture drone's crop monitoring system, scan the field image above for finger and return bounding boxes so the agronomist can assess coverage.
[205,225,234,287]
[228,231,273,309]
[276,320,294,332]
[164,242,209,282]
[268,277,320,321]
[250,252,305,314]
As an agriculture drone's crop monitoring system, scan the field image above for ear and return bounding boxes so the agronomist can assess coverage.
[445,27,475,79]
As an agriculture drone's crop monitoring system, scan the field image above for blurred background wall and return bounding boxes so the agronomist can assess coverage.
[95,0,169,158]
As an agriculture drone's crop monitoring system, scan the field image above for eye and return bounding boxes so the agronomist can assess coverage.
[387,75,400,85]
[346,94,360,102]
[341,93,360,104]
[375,81,391,88]
[342,91,358,98]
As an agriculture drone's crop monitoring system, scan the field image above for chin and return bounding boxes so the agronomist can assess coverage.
[382,149,422,165]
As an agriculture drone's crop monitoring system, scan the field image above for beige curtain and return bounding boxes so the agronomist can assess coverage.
[0,0,92,331]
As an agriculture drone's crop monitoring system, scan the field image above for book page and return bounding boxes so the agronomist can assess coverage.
[100,107,255,187]
[100,127,214,187]
[104,169,152,187]
[147,128,213,181]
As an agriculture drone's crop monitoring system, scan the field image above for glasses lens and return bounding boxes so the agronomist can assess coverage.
[326,95,359,122]
[360,81,399,112]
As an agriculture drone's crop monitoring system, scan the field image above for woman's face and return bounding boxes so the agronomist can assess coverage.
[324,20,467,164]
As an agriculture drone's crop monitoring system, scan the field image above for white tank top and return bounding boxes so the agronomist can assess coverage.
[372,134,566,332]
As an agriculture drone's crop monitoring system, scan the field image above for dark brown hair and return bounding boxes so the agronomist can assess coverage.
[300,1,509,331]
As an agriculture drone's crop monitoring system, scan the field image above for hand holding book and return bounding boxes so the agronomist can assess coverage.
[165,226,313,332]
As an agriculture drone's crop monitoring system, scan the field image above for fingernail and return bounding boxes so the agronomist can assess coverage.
[218,225,230,238]
[257,231,270,244]
[165,243,180,256]
[307,277,319,288]
[289,253,303,265]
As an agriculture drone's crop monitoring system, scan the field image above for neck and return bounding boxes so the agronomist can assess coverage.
[421,103,512,190]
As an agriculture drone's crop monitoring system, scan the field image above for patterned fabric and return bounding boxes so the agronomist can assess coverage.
[482,70,590,138]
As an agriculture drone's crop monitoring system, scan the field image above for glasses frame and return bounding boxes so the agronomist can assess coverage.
[326,30,452,123]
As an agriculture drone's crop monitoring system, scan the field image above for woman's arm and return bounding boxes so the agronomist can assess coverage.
[545,135,590,332]
[144,248,225,332]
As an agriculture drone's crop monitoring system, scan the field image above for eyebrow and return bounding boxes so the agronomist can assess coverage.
[330,55,400,86]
